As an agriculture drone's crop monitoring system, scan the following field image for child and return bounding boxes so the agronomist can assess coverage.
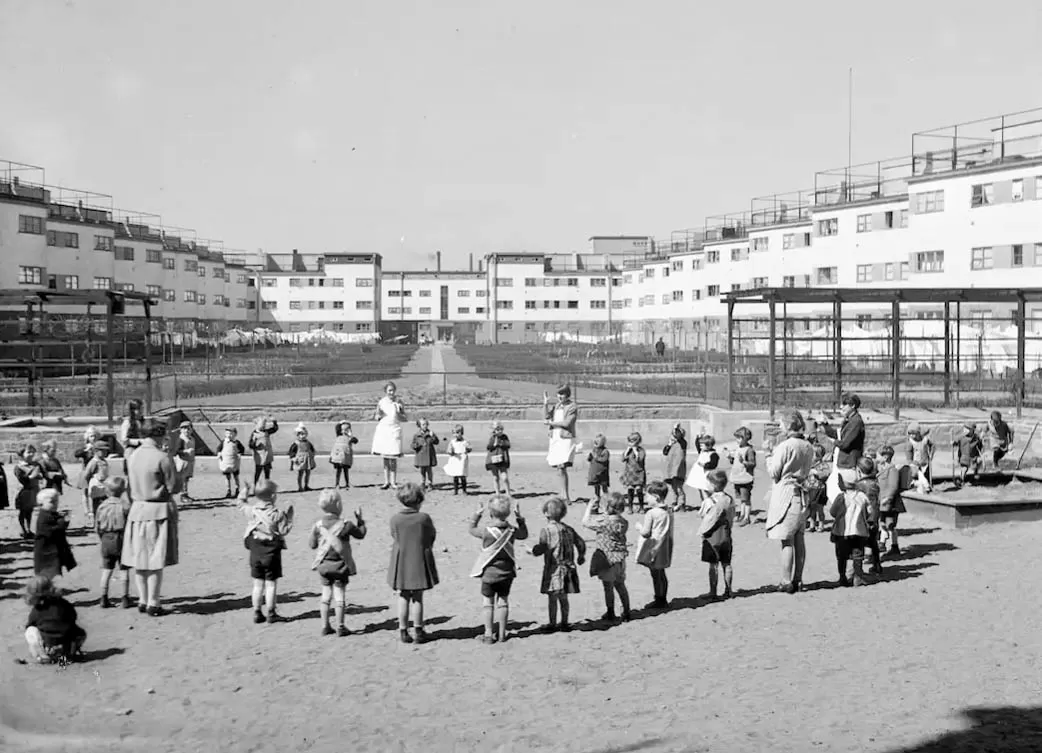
[173,421,196,503]
[446,424,471,495]
[288,423,317,492]
[34,489,77,580]
[237,480,295,624]
[876,445,906,557]
[485,420,512,496]
[582,492,631,622]
[76,432,105,526]
[14,445,44,538]
[249,415,279,485]
[857,457,882,575]
[634,480,674,609]
[729,428,756,525]
[39,440,68,495]
[621,432,647,513]
[688,435,720,503]
[388,482,439,644]
[829,457,874,587]
[83,443,111,519]
[587,433,610,507]
[411,419,440,491]
[953,423,983,487]
[24,575,86,665]
[73,425,99,474]
[329,421,360,490]
[469,494,528,643]
[905,422,934,492]
[0,456,7,516]
[805,443,831,532]
[529,496,586,633]
[95,476,132,609]
[987,411,1014,470]
[309,489,367,637]
[218,428,245,499]
[698,470,735,600]
[662,424,688,511]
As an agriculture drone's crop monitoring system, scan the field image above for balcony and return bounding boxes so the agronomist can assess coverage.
[911,107,1042,179]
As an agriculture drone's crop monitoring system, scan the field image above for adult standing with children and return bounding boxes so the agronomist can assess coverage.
[815,393,865,491]
[544,385,579,504]
[372,381,407,490]
[123,418,181,616]
[764,410,816,594]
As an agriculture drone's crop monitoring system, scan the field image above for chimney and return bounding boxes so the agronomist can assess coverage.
[469,253,474,272]
[436,250,441,272]
[478,259,484,273]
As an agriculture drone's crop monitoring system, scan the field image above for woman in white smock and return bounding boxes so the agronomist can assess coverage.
[372,381,406,490]
[764,410,816,594]
[544,385,579,503]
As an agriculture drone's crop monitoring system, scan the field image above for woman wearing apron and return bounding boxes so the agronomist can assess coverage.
[372,381,406,490]
[764,410,815,594]
[544,385,578,504]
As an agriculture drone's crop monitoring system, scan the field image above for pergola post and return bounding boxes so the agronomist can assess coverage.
[106,295,116,426]
[955,301,962,409]
[143,300,153,415]
[833,298,843,406]
[767,296,777,420]
[943,301,951,407]
[726,298,735,410]
[1016,293,1026,419]
[891,299,901,420]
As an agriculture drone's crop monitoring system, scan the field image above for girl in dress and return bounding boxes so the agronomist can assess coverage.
[95,476,132,609]
[38,440,68,495]
[905,422,934,492]
[118,399,144,475]
[14,445,44,538]
[586,433,610,508]
[529,496,586,633]
[621,432,647,513]
[329,421,359,490]
[687,435,720,504]
[237,480,295,624]
[662,424,688,511]
[309,489,367,637]
[218,428,245,499]
[445,424,471,495]
[34,489,76,580]
[805,443,831,532]
[387,482,438,644]
[582,492,631,622]
[373,382,406,490]
[544,386,578,503]
[411,419,440,491]
[698,470,736,600]
[249,415,280,485]
[172,421,196,503]
[75,427,101,524]
[485,420,512,496]
[729,427,756,526]
[24,575,86,665]
[635,481,674,609]
[288,423,317,492]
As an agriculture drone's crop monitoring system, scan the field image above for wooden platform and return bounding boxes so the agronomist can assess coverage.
[901,469,1042,528]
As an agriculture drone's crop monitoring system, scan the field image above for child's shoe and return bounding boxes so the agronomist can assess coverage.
[399,629,414,644]
[267,611,283,624]
[120,596,132,610]
[600,610,617,622]
[480,634,497,645]
[253,610,266,624]
[558,622,571,633]
[337,626,351,637]
[322,624,334,636]
[412,627,428,644]
[722,587,733,600]
[621,609,632,622]
[100,595,111,609]
[851,557,866,587]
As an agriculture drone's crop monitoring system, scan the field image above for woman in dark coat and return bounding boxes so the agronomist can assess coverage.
[34,489,77,579]
[387,482,438,645]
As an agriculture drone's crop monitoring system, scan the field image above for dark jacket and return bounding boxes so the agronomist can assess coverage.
[822,411,865,469]
[387,507,439,591]
[34,509,77,578]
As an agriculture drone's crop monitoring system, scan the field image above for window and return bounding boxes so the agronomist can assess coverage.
[611,300,624,309]
[671,261,683,271]
[566,277,579,286]
[524,278,538,287]
[475,290,486,297]
[884,263,895,281]
[590,278,606,287]
[856,265,872,282]
[660,294,670,304]
[782,234,794,249]
[900,262,910,280]
[163,289,176,302]
[388,290,402,297]
[730,249,742,261]
[146,249,162,264]
[1012,179,1024,202]
[457,289,470,297]
[47,230,79,248]
[496,300,513,310]
[237,298,247,308]
[915,190,945,214]
[495,278,513,287]
[419,307,431,315]
[93,277,113,290]
[672,291,684,302]
[401,307,412,315]
[356,301,373,309]
[114,245,134,261]
[752,237,768,252]
[262,301,277,310]
[198,266,207,278]
[856,214,872,233]
[458,307,471,314]
[18,215,43,234]
[707,285,720,296]
[497,323,513,331]
[972,247,995,269]
[525,301,536,310]
[289,301,303,310]
[213,267,224,278]
[328,278,343,287]
[815,267,838,285]
[260,277,276,287]
[752,276,768,288]
[91,235,113,251]
[387,307,400,315]
[612,277,622,287]
[355,323,372,332]
[971,183,994,207]
[900,209,909,228]
[623,275,633,284]
[817,218,838,236]
[730,284,741,292]
[163,257,176,270]
[782,276,795,288]
[591,300,607,309]
[197,294,206,305]
[1036,243,1042,266]
[331,301,344,309]
[883,211,894,229]
[915,250,944,273]
[116,283,135,292]
[1013,244,1024,267]
[567,300,579,309]
[355,278,373,287]
[61,275,79,289]
[418,289,431,297]
[401,290,413,297]
[645,269,655,279]
[475,306,485,314]
[18,266,43,285]
[706,251,720,263]
[184,259,198,272]
[237,273,248,283]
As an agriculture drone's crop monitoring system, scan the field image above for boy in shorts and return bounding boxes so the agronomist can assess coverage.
[469,494,528,644]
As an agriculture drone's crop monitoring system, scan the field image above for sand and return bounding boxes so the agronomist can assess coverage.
[3,457,1042,753]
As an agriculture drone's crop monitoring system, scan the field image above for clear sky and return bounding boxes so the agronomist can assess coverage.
[2,0,1040,269]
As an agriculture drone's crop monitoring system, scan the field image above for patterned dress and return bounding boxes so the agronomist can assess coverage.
[533,521,586,594]
[621,446,647,488]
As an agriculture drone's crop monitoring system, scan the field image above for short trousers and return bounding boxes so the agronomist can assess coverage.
[248,537,283,581]
[701,539,733,565]
[994,448,1008,462]
[480,579,513,599]
[880,511,900,528]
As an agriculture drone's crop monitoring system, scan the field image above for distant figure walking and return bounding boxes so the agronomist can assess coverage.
[655,338,666,358]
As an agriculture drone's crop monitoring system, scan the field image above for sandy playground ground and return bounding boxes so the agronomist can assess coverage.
[2,456,1042,753]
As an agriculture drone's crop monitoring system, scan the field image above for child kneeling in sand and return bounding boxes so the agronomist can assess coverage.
[24,574,86,665]
[469,494,527,643]
[237,481,295,624]
[309,489,366,637]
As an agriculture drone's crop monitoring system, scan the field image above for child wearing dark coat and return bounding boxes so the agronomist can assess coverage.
[586,433,610,507]
[388,482,439,644]
[34,489,77,580]
[662,424,688,511]
[411,419,440,491]
[39,440,68,495]
[14,444,44,538]
[485,421,512,496]
[469,494,527,644]
[830,457,875,587]
[24,575,86,665]
[621,432,647,513]
[329,421,360,490]
[288,423,317,492]
[953,423,983,487]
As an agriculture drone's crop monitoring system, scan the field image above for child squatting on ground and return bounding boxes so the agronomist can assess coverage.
[470,494,528,644]
[238,480,295,624]
[530,495,586,633]
[24,574,87,665]
[309,489,367,637]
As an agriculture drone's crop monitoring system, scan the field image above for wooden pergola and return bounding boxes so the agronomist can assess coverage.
[0,289,156,422]
[723,287,1042,420]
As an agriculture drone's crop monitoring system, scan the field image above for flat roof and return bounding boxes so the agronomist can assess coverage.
[725,287,1042,305]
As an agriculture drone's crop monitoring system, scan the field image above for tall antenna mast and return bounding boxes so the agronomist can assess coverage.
[847,67,853,200]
